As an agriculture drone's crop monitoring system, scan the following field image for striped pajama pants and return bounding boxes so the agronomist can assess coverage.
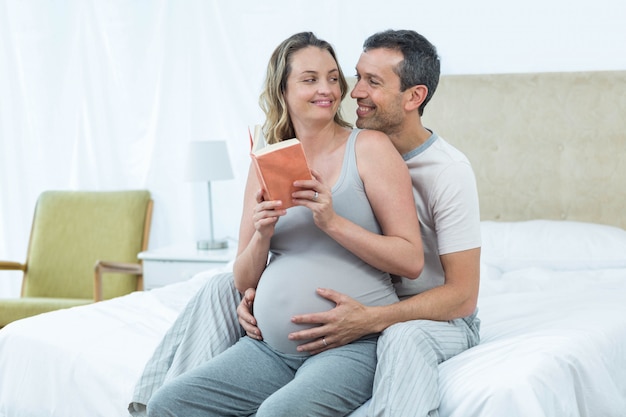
[367,312,481,417]
[129,271,480,417]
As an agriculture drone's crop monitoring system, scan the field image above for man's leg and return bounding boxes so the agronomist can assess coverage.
[367,311,480,417]
[129,271,243,415]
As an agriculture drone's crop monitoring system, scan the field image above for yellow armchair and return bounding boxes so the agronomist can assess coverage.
[0,190,153,328]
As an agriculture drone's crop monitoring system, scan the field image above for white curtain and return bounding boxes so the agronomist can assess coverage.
[0,0,262,296]
[1,0,625,297]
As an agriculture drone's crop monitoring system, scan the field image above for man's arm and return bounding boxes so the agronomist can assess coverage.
[288,247,480,354]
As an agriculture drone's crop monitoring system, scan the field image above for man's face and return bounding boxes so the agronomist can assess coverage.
[351,48,406,136]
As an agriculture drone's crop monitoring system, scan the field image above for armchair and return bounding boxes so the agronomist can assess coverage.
[0,190,153,328]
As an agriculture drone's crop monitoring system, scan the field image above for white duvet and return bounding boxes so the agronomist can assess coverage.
[439,267,626,417]
[1,220,626,416]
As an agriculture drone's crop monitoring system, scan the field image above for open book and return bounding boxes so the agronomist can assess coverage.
[249,125,313,209]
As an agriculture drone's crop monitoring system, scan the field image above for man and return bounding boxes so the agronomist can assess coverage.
[130,29,481,417]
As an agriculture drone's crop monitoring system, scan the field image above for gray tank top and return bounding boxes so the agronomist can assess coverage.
[253,129,399,355]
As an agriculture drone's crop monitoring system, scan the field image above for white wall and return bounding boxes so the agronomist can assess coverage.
[1,0,625,297]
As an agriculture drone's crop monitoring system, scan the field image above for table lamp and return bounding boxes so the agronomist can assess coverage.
[185,140,234,250]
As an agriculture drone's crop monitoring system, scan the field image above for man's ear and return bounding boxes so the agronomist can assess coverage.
[404,85,428,112]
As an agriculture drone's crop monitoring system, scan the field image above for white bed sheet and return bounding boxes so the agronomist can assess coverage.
[1,264,626,416]
[439,267,626,416]
[0,268,218,417]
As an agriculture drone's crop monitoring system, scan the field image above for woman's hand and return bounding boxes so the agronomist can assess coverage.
[292,169,336,230]
[252,189,286,240]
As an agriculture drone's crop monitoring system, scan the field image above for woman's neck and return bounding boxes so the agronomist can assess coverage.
[296,122,346,155]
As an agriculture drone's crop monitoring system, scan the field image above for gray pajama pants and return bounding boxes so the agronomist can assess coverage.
[129,271,480,417]
[147,335,378,417]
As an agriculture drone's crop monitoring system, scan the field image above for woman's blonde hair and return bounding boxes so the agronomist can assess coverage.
[259,32,351,144]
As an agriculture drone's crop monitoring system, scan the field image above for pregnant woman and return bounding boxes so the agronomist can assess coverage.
[147,31,423,417]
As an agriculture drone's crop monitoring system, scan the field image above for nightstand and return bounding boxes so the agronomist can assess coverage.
[139,244,237,290]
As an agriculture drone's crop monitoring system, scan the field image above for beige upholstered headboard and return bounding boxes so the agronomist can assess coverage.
[343,71,626,229]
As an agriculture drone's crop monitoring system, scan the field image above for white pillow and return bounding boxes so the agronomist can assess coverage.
[480,220,626,272]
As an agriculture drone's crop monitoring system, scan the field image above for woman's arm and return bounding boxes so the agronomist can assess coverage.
[232,164,287,293]
[294,130,423,279]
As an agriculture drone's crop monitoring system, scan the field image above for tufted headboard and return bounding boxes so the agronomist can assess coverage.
[343,71,626,229]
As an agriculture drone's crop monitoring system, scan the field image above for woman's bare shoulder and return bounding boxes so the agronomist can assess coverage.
[354,128,396,153]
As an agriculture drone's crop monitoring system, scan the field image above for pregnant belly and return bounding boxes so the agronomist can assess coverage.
[253,254,395,355]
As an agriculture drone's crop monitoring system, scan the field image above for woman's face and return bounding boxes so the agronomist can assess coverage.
[283,46,342,127]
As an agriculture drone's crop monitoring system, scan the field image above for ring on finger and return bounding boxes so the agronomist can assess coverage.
[322,337,328,347]
[313,191,319,201]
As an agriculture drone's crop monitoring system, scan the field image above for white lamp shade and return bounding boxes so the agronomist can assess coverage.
[185,140,234,182]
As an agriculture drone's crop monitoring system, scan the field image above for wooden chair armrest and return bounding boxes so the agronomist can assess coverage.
[93,260,143,302]
[0,261,26,272]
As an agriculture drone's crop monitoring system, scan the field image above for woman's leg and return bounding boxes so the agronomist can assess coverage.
[257,337,378,417]
[147,337,301,417]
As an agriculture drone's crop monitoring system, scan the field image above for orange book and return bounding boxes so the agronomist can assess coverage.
[249,126,313,209]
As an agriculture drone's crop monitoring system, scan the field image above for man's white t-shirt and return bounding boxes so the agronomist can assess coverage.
[395,132,482,299]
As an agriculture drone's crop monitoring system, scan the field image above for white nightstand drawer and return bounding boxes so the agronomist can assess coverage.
[139,244,236,290]
[142,260,221,290]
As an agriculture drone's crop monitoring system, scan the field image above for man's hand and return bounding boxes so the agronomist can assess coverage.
[289,288,374,354]
[237,288,263,340]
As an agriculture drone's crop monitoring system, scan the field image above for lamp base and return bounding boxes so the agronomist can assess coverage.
[197,239,229,251]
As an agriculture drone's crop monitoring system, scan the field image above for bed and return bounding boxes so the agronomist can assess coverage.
[1,70,625,416]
